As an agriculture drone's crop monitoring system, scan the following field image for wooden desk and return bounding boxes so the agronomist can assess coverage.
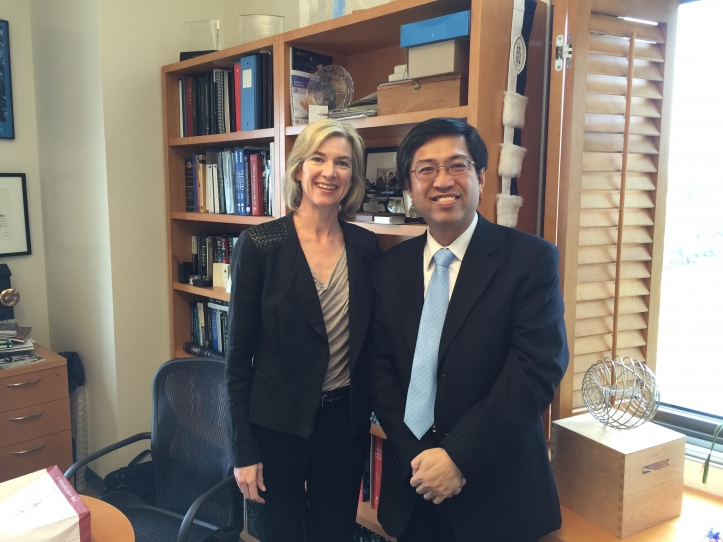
[542,487,723,542]
[81,496,135,542]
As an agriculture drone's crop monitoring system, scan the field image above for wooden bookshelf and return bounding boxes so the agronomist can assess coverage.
[162,1,548,536]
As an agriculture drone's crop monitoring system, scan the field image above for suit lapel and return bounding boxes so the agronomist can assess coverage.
[285,214,327,341]
[398,234,427,356]
[343,224,367,370]
[438,216,499,363]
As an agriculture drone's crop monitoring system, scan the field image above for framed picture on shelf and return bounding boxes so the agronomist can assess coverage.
[0,20,14,140]
[364,147,401,195]
[0,174,31,256]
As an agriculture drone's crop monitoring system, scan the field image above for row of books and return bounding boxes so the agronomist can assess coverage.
[178,52,274,137]
[360,434,384,510]
[190,299,229,355]
[185,145,274,217]
[191,233,239,280]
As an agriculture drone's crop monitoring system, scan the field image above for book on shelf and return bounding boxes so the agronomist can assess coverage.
[371,435,383,509]
[240,54,259,131]
[0,322,19,337]
[289,47,332,126]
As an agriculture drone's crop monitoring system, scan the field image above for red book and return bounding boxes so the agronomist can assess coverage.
[250,153,263,216]
[371,435,383,509]
[184,76,193,137]
[234,62,241,133]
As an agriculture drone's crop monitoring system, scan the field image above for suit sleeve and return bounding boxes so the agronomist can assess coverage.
[225,231,263,467]
[369,261,438,481]
[440,244,569,480]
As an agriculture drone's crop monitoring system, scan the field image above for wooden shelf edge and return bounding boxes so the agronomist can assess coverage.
[169,128,274,147]
[351,220,427,236]
[162,36,275,74]
[285,106,468,136]
[357,500,396,541]
[173,282,230,301]
[171,212,276,225]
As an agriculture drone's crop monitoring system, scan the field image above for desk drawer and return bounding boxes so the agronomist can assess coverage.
[0,398,71,448]
[0,366,68,413]
[0,430,73,483]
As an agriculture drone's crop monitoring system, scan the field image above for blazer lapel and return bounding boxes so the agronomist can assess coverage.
[343,225,368,370]
[398,234,427,356]
[438,216,499,363]
[285,214,327,341]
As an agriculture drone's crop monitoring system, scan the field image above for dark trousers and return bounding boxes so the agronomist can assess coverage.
[397,494,457,542]
[251,390,367,542]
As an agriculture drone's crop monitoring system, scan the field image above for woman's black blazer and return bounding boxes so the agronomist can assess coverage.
[225,213,380,467]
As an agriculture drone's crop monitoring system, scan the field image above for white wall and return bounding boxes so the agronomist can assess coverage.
[30,0,310,477]
[30,0,119,475]
[0,0,50,347]
[95,0,224,463]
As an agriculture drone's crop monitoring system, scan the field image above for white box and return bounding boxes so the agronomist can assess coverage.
[212,263,230,289]
[407,39,470,79]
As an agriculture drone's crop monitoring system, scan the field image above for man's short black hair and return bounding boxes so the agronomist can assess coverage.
[396,118,488,190]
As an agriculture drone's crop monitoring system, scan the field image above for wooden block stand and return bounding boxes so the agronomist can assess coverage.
[552,413,685,539]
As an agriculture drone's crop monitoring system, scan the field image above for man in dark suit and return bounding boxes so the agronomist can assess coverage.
[369,118,569,541]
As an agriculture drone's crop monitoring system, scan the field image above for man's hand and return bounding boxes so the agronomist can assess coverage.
[234,463,266,503]
[410,448,466,504]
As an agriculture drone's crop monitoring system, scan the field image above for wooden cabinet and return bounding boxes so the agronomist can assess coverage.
[0,345,73,483]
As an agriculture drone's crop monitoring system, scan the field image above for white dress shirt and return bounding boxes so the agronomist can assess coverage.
[423,213,478,299]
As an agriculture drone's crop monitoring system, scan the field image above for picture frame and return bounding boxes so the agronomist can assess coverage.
[364,147,401,195]
[0,20,14,140]
[0,174,31,256]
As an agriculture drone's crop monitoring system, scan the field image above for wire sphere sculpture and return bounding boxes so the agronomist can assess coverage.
[582,356,660,429]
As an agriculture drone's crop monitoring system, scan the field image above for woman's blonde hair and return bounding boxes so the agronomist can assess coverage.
[284,119,366,220]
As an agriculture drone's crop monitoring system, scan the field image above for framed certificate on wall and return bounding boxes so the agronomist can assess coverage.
[0,174,31,257]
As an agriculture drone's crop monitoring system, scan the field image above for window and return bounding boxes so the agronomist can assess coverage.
[654,0,723,457]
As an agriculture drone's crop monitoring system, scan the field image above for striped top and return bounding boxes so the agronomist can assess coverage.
[311,247,351,392]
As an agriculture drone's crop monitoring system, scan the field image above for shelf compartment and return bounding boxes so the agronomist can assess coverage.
[286,106,467,143]
[351,220,427,237]
[173,282,230,302]
[285,0,469,56]
[169,128,274,147]
[171,212,276,225]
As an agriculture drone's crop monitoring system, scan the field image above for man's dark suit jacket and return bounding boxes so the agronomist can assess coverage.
[369,214,569,541]
[225,213,380,468]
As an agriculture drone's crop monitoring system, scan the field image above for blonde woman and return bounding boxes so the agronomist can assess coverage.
[226,119,379,541]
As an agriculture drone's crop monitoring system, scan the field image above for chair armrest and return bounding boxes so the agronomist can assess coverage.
[178,475,237,542]
[64,432,152,480]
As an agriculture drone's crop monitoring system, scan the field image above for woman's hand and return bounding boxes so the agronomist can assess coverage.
[234,463,266,503]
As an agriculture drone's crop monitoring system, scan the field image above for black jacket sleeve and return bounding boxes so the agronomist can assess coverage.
[225,231,263,467]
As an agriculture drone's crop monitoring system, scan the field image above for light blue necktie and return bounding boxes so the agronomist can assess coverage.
[404,248,456,439]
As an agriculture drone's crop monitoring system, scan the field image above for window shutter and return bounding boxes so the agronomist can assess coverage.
[545,0,678,418]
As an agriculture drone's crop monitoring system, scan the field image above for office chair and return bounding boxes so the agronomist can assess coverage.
[66,357,242,542]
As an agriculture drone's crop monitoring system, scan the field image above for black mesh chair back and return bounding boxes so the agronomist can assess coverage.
[151,357,236,527]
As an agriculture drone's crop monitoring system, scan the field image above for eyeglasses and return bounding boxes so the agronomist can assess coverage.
[412,158,476,181]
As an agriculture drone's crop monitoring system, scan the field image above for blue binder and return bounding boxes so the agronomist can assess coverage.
[240,55,259,131]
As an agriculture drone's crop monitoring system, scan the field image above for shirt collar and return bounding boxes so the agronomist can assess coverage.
[424,213,479,270]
